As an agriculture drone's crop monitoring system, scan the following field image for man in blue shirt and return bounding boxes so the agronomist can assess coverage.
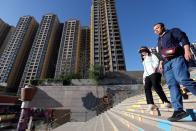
[153,22,196,122]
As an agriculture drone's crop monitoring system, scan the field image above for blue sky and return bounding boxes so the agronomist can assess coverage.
[0,0,196,71]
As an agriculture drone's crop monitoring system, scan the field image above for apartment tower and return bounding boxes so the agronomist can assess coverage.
[55,20,81,78]
[0,16,38,92]
[79,27,90,78]
[0,26,15,57]
[19,14,61,91]
[0,19,11,55]
[190,43,196,66]
[90,0,126,73]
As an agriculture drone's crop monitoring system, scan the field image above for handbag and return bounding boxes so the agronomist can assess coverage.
[161,47,177,59]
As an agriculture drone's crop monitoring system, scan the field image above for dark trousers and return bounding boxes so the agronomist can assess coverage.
[144,73,170,104]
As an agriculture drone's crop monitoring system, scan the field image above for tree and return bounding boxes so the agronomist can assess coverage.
[88,64,104,82]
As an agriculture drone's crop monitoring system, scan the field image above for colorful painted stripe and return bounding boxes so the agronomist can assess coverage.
[183,109,196,121]
[157,119,172,131]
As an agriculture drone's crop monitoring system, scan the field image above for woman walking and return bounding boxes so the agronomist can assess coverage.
[139,46,171,111]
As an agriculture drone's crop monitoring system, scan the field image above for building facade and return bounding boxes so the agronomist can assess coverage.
[79,27,90,78]
[90,0,126,73]
[0,16,38,92]
[19,14,61,91]
[190,43,196,67]
[191,43,196,58]
[0,19,11,55]
[0,26,15,57]
[55,20,80,78]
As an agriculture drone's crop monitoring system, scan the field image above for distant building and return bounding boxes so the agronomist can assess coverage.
[55,20,81,78]
[191,43,196,58]
[19,14,61,92]
[0,16,38,92]
[0,19,11,56]
[149,47,158,53]
[0,26,15,57]
[90,0,126,73]
[78,26,90,78]
[190,43,196,67]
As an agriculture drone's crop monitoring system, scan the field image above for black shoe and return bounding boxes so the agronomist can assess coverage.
[167,110,189,122]
[180,88,189,99]
[182,93,189,99]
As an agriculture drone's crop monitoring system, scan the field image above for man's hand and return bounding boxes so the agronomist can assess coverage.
[184,45,194,61]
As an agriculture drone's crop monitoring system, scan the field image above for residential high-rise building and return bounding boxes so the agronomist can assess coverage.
[0,26,15,57]
[79,27,90,78]
[55,20,80,78]
[0,16,38,92]
[0,18,11,55]
[90,0,126,73]
[149,47,158,53]
[19,14,61,91]
[190,43,196,67]
[191,43,196,58]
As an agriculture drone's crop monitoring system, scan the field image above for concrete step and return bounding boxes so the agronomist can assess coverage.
[119,97,196,107]
[120,93,195,108]
[52,122,85,131]
[116,96,196,119]
[123,91,195,104]
[101,112,118,131]
[95,114,106,131]
[118,97,196,111]
[107,110,164,131]
[68,116,98,131]
[151,91,195,100]
[78,112,114,131]
[111,108,196,131]
[84,115,100,131]
[106,110,144,131]
[115,104,196,121]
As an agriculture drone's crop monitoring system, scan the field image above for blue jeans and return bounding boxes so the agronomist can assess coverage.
[164,56,196,111]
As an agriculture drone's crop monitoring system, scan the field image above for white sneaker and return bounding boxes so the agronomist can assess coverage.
[163,102,172,108]
[147,104,158,111]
